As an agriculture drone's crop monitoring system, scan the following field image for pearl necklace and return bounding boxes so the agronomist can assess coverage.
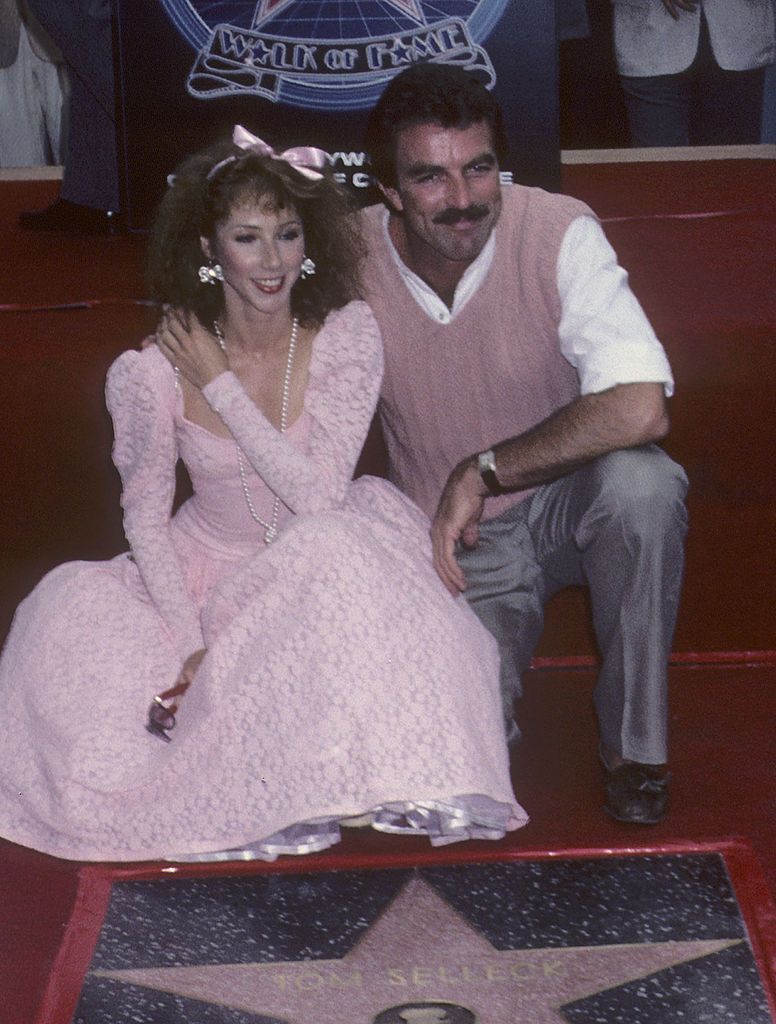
[214,318,298,545]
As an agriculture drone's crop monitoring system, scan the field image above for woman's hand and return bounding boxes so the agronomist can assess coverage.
[155,308,229,389]
[146,648,206,741]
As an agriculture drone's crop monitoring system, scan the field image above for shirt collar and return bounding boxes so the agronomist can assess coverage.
[380,207,496,324]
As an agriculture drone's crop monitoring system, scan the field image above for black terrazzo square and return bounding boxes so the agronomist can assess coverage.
[69,852,774,1024]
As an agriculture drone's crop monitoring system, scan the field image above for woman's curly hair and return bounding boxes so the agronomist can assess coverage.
[146,135,365,329]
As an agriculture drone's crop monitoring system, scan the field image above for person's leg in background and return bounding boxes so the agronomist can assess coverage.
[692,19,767,144]
[618,65,695,146]
[19,0,120,233]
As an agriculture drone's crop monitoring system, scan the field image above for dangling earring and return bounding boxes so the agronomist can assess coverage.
[198,260,224,285]
[300,256,316,279]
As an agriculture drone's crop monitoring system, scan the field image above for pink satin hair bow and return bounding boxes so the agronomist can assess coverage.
[207,125,328,181]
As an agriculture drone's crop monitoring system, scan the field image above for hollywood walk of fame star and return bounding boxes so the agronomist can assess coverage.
[92,874,740,1023]
[252,0,427,31]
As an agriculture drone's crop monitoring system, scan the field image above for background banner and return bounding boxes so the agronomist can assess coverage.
[114,1,560,230]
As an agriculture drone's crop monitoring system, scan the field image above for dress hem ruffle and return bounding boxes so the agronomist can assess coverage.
[164,794,528,864]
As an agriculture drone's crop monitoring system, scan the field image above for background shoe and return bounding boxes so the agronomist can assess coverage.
[603,761,670,824]
[18,199,119,235]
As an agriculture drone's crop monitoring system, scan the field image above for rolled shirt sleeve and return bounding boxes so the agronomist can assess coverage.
[557,214,674,397]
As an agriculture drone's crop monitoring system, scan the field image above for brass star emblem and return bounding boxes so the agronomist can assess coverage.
[93,875,738,1022]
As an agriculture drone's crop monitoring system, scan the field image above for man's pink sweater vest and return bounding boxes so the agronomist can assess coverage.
[360,186,591,521]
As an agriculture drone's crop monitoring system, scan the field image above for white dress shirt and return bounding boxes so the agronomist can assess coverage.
[381,209,675,397]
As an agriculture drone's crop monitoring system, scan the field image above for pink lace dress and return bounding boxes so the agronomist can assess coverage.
[0,301,527,862]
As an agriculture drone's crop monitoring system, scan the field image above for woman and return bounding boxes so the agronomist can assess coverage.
[0,126,527,862]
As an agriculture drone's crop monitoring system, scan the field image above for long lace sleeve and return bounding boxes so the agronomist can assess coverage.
[105,347,204,661]
[201,301,383,514]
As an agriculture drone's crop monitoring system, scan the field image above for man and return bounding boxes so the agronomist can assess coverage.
[359,63,688,825]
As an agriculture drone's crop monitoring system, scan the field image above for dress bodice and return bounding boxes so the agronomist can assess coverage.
[105,300,383,659]
[175,411,311,550]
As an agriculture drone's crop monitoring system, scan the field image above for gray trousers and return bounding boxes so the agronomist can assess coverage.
[457,446,688,765]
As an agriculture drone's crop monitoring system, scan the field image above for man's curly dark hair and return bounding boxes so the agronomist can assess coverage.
[365,63,508,188]
[146,135,365,329]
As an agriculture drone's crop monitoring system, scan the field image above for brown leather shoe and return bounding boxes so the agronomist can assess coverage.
[602,760,670,824]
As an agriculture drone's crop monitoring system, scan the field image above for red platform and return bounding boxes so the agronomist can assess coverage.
[1,156,775,1021]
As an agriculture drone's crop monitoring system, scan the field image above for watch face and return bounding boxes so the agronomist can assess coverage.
[477,451,501,496]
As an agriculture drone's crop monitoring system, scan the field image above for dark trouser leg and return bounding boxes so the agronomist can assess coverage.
[691,11,765,145]
[25,0,118,210]
[621,12,766,149]
[695,66,765,144]
[619,69,694,147]
[528,446,688,764]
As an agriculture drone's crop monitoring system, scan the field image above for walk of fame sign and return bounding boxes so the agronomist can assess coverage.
[158,0,507,109]
[113,1,561,228]
[82,870,759,1023]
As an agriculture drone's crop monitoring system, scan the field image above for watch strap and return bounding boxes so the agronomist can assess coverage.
[477,448,502,496]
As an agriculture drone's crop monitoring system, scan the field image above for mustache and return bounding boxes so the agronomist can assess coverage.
[432,204,490,226]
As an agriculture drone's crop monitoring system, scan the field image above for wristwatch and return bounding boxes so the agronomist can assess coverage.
[477,448,503,496]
